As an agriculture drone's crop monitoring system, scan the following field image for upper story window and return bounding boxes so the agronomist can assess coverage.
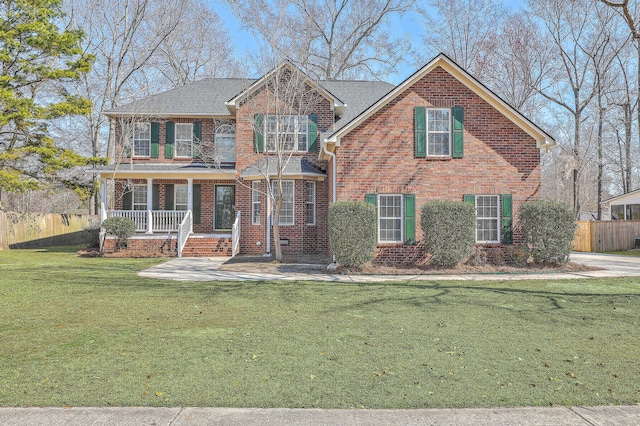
[266,115,308,152]
[414,106,463,158]
[175,123,193,158]
[215,124,236,163]
[132,122,151,157]
[427,108,450,156]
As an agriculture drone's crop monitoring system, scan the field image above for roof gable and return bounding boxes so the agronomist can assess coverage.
[225,60,346,116]
[322,53,556,153]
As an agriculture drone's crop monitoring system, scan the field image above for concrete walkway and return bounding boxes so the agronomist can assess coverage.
[138,252,640,282]
[2,405,640,425]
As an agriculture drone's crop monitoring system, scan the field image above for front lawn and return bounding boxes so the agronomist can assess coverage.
[1,247,639,408]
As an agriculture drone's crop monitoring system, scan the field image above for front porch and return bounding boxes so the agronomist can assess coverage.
[100,207,240,258]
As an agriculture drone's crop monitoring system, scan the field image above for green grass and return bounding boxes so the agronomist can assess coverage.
[1,246,639,408]
[601,250,640,257]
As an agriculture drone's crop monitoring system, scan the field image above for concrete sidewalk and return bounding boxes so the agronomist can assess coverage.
[137,252,640,282]
[2,405,640,425]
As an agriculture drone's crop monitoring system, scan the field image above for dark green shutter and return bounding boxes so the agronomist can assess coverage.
[404,194,416,244]
[254,114,264,153]
[365,194,377,206]
[165,121,174,159]
[501,194,513,244]
[463,194,475,205]
[415,106,426,157]
[152,184,159,210]
[452,106,464,158]
[165,184,174,210]
[193,121,202,159]
[308,113,318,152]
[123,190,132,210]
[193,184,201,224]
[150,122,160,158]
[123,144,131,159]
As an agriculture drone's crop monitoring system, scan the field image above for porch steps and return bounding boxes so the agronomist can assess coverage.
[181,236,233,257]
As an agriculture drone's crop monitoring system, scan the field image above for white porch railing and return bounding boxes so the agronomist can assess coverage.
[177,210,193,258]
[231,211,241,258]
[107,210,187,233]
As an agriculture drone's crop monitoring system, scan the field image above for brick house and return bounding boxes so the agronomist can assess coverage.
[97,54,555,261]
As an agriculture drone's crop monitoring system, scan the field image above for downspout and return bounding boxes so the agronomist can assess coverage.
[322,141,337,264]
[265,179,271,256]
[322,142,336,203]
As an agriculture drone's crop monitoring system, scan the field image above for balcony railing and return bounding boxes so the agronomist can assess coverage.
[107,210,188,233]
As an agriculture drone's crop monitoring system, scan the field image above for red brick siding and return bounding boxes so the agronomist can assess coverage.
[335,66,541,263]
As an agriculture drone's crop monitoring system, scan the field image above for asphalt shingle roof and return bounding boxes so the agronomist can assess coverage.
[103,77,395,128]
[104,78,256,117]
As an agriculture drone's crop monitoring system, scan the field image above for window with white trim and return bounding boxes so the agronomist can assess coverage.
[175,185,188,210]
[132,185,147,210]
[306,181,316,225]
[252,181,261,225]
[132,122,151,157]
[175,123,193,158]
[266,115,308,151]
[378,194,402,243]
[215,124,236,163]
[475,195,499,243]
[272,180,294,225]
[427,108,450,156]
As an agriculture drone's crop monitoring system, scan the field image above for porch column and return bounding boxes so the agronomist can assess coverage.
[100,178,107,222]
[187,178,193,233]
[146,178,153,234]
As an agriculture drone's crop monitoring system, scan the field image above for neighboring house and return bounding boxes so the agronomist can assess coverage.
[601,189,640,220]
[97,54,555,261]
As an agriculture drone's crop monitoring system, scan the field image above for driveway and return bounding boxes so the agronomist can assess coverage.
[570,252,640,277]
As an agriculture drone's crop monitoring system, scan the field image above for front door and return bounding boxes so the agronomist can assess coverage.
[214,185,235,231]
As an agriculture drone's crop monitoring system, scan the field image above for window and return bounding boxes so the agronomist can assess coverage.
[215,124,236,163]
[612,203,640,220]
[272,180,294,225]
[132,122,151,157]
[306,181,316,225]
[379,194,403,243]
[427,109,450,156]
[252,181,261,225]
[175,123,193,158]
[475,195,499,243]
[266,115,308,151]
[174,185,188,210]
[132,185,147,210]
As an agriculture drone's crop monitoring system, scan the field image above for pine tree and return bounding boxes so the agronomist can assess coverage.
[0,0,103,195]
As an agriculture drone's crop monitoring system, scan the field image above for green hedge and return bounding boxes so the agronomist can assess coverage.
[421,200,476,266]
[519,201,576,265]
[102,216,136,249]
[329,202,377,267]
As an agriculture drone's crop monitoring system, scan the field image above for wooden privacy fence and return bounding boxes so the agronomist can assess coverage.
[573,220,640,252]
[0,211,99,249]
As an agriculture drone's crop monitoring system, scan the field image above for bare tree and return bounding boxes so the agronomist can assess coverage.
[227,0,415,80]
[598,0,640,195]
[417,0,506,77]
[530,0,610,215]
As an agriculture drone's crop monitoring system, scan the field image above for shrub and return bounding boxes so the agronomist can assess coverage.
[421,200,476,266]
[329,201,377,267]
[519,201,576,265]
[102,217,136,250]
